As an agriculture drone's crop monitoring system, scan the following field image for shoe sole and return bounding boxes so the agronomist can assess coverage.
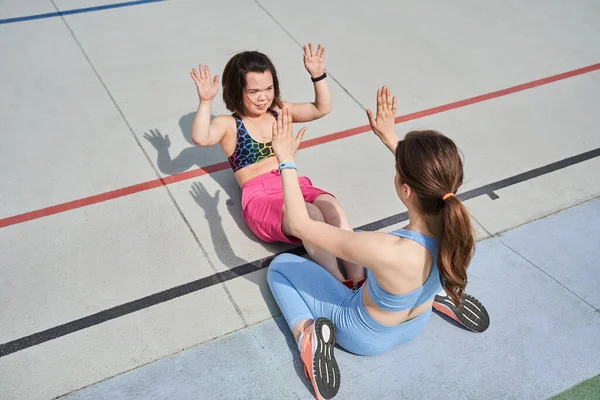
[311,318,340,399]
[433,293,490,333]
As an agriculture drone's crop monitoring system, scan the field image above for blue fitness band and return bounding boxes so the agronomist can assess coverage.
[278,161,297,173]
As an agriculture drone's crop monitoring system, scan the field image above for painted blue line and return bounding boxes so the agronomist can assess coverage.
[0,0,166,25]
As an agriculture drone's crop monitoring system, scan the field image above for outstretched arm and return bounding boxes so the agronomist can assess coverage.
[190,64,230,146]
[285,43,332,123]
[271,107,397,271]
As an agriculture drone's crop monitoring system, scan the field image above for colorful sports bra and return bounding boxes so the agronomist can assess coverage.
[227,109,277,172]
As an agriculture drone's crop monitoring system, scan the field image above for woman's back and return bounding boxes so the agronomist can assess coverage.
[361,228,442,327]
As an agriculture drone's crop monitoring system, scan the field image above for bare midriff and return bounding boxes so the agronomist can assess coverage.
[233,156,280,187]
[361,286,434,327]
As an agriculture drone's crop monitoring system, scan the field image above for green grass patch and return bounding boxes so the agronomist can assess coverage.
[549,374,600,400]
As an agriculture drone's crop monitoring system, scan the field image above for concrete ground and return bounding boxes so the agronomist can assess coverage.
[61,200,600,400]
[1,0,599,399]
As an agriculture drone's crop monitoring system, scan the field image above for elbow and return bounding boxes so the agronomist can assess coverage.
[191,135,209,147]
[288,222,302,239]
[312,102,331,119]
[286,217,311,240]
[318,104,332,117]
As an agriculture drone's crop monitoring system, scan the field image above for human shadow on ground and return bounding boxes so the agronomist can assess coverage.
[143,113,332,396]
[189,181,285,319]
[143,112,288,316]
[143,112,267,246]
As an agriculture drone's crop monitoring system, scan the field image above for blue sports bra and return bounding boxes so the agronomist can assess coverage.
[227,109,277,172]
[365,229,442,311]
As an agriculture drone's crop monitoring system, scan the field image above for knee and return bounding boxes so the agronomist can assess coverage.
[305,202,325,223]
[267,258,283,286]
[315,198,349,226]
[282,203,324,233]
[268,253,302,278]
[266,263,277,285]
[268,254,284,278]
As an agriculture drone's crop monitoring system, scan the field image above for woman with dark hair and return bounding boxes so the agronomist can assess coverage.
[267,86,489,399]
[189,45,365,287]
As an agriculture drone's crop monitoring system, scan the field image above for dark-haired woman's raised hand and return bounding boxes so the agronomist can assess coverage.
[190,64,219,102]
[366,86,400,153]
[303,43,326,78]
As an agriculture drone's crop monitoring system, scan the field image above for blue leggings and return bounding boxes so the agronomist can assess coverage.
[266,253,433,356]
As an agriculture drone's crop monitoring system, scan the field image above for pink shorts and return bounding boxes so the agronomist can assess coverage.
[241,170,334,244]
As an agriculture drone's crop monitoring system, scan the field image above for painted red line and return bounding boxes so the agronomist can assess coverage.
[301,63,600,147]
[0,162,233,228]
[161,161,230,185]
[0,179,164,228]
[2,63,599,229]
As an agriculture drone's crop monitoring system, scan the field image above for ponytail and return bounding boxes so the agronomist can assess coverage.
[437,195,475,308]
[396,130,476,308]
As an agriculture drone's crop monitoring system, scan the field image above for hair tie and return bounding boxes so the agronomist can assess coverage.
[442,193,455,201]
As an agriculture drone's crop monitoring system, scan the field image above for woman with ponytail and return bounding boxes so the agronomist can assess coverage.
[391,129,476,313]
[266,86,488,400]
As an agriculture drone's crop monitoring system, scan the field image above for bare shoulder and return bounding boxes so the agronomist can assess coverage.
[352,231,408,270]
[211,114,236,136]
[389,237,434,279]
[212,114,236,126]
[374,233,431,276]
[271,102,288,113]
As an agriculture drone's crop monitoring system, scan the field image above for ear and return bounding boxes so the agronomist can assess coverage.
[402,183,412,199]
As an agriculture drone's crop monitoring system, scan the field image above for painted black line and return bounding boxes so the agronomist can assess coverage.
[364,148,600,231]
[50,0,249,327]
[357,211,409,232]
[460,148,600,201]
[0,247,306,358]
[487,192,500,200]
[1,147,598,357]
